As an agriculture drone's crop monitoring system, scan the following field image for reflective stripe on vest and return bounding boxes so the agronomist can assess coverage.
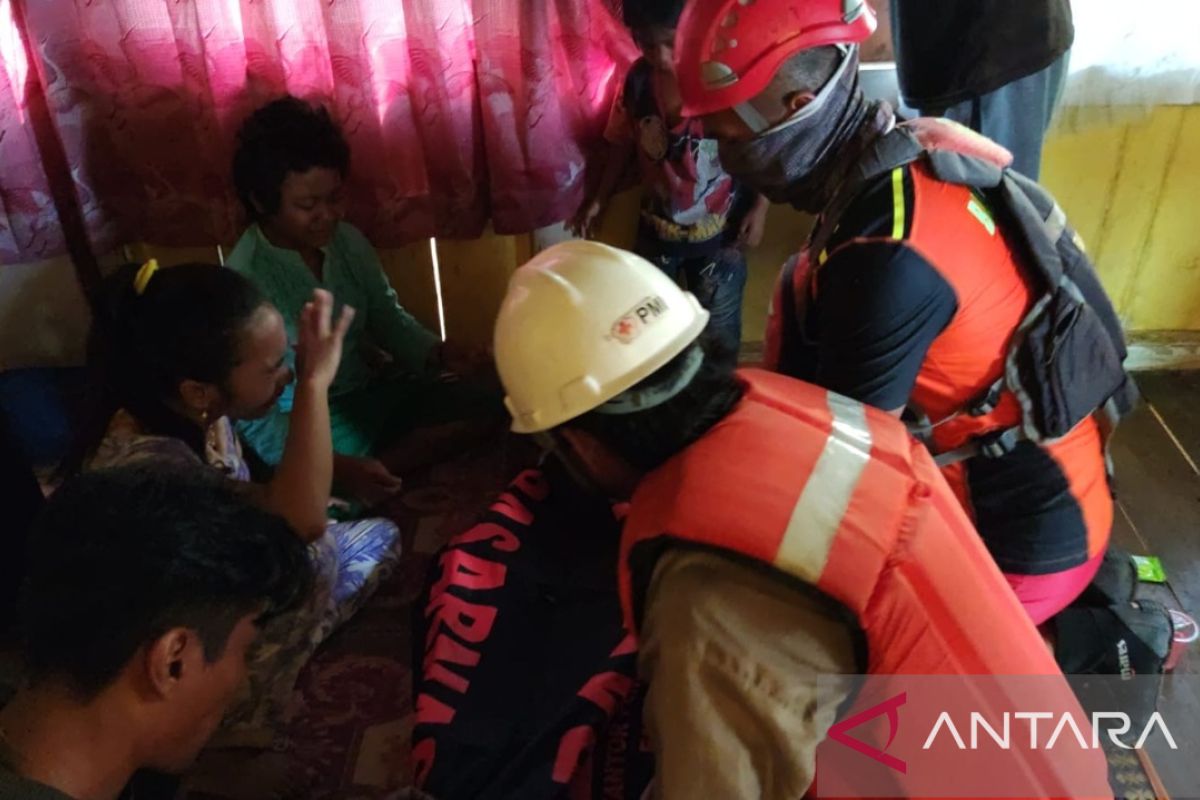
[617,369,1111,796]
[619,371,913,633]
[619,369,1070,676]
[890,166,906,239]
[777,391,871,583]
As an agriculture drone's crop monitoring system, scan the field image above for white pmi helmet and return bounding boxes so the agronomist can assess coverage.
[494,241,710,434]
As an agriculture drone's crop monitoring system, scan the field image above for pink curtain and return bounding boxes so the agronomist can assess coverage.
[0,0,67,261]
[0,0,635,261]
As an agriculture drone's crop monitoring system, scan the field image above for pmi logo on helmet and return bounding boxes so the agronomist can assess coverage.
[610,295,669,344]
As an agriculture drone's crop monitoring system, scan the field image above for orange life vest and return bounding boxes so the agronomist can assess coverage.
[767,160,1033,455]
[765,120,1128,472]
[618,369,1051,675]
[766,150,1111,560]
[854,164,1110,568]
[618,369,1109,797]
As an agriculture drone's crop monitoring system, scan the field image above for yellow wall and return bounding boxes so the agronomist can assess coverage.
[1041,106,1200,332]
[114,235,528,350]
[5,106,1199,367]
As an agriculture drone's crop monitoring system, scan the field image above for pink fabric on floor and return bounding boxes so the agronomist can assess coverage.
[1005,549,1106,626]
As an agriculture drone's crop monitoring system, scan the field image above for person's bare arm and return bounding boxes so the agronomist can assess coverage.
[259,290,354,542]
[737,192,771,248]
[861,0,894,62]
[570,139,635,239]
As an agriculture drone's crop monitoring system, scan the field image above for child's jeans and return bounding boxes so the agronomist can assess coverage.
[637,240,748,368]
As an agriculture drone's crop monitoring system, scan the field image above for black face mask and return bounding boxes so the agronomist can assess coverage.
[718,48,880,213]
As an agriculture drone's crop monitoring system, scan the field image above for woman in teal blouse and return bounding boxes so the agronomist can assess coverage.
[230,96,497,504]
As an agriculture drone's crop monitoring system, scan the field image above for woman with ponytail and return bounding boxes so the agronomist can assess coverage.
[65,260,403,792]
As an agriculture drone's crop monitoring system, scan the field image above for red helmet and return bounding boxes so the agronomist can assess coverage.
[674,0,877,118]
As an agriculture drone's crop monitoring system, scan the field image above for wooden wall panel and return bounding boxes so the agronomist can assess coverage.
[1042,106,1200,332]
[1123,109,1200,330]
[0,255,91,369]
[434,229,522,347]
[122,243,225,269]
[378,239,440,335]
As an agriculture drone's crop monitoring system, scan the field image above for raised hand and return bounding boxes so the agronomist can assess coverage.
[294,289,355,391]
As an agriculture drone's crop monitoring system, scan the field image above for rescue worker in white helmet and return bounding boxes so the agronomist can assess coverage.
[492,240,1105,799]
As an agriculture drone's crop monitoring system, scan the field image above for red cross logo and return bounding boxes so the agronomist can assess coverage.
[613,316,637,342]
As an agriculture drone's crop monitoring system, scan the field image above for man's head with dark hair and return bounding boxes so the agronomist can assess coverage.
[622,0,687,31]
[494,241,742,502]
[622,0,688,72]
[549,338,743,500]
[5,465,311,777]
[232,95,349,252]
[570,338,742,473]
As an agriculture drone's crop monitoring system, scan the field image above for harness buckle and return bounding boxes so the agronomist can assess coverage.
[977,427,1022,459]
[966,380,1005,417]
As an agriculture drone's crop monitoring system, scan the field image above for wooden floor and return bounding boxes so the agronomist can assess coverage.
[1110,371,1200,799]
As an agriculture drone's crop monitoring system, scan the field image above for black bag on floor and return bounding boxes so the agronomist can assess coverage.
[411,464,653,800]
[1055,546,1173,679]
[1055,598,1174,737]
[1055,599,1173,677]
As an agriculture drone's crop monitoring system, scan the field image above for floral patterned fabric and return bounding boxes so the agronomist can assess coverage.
[0,0,637,262]
[88,409,403,745]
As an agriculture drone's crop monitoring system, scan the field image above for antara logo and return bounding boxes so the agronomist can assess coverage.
[828,692,1179,774]
[610,296,669,344]
[828,692,908,773]
[922,710,1177,751]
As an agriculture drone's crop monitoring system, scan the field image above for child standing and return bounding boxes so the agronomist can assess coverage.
[572,0,768,368]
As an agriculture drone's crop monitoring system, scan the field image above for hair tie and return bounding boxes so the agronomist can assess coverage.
[133,258,160,295]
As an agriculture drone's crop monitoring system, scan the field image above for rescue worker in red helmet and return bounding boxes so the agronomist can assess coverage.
[492,240,1107,799]
[672,0,1120,626]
